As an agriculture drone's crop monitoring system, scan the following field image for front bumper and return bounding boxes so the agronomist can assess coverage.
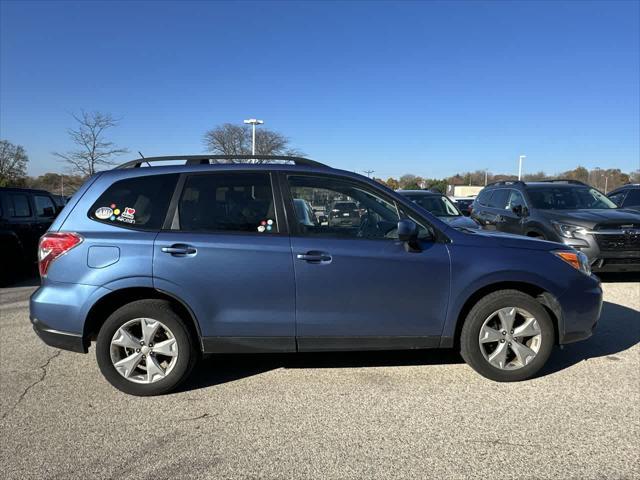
[561,235,640,273]
[551,274,603,344]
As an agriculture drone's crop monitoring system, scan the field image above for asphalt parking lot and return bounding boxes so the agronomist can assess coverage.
[1,275,638,480]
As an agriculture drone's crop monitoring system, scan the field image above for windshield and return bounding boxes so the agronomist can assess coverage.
[527,187,617,210]
[407,194,461,217]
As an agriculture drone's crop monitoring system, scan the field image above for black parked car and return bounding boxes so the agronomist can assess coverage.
[399,190,480,229]
[607,184,640,212]
[0,187,60,279]
[328,200,361,227]
[471,180,640,272]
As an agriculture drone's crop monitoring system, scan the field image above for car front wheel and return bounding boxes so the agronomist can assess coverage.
[96,300,198,396]
[460,290,554,382]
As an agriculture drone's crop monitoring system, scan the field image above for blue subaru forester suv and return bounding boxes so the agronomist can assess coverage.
[30,155,602,395]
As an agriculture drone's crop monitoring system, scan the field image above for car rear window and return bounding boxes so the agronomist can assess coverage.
[89,174,179,230]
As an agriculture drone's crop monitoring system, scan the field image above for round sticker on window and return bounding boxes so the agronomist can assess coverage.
[95,207,113,219]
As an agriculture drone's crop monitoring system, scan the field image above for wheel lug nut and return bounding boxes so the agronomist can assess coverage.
[136,348,140,353]
[500,339,505,343]
[508,343,512,346]
[510,330,514,334]
[501,331,506,335]
[149,344,153,348]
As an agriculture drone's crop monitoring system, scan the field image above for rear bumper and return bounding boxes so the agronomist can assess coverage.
[29,281,108,353]
[31,317,87,353]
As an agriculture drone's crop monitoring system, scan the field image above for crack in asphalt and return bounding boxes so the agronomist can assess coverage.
[1,349,61,421]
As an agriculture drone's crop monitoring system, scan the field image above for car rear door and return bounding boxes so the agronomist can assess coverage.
[4,191,38,260]
[482,189,511,231]
[153,171,296,352]
[282,173,451,351]
[498,189,527,235]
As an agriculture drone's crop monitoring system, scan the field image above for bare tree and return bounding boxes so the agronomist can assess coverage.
[54,111,128,175]
[0,140,29,187]
[203,123,304,160]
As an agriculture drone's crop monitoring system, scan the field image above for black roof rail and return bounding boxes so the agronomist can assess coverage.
[534,179,588,186]
[484,180,525,188]
[114,155,328,170]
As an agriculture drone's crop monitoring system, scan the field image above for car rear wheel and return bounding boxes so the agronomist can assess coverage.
[96,300,198,396]
[460,290,554,382]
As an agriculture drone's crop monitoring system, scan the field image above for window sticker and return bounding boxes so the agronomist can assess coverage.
[115,206,136,224]
[257,219,274,233]
[95,207,113,219]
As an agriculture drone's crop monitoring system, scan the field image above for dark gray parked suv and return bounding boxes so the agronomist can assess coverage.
[471,180,640,272]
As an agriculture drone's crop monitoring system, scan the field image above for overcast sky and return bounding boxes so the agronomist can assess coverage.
[1,0,638,179]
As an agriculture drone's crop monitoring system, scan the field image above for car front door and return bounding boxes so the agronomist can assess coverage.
[153,172,296,352]
[283,173,451,351]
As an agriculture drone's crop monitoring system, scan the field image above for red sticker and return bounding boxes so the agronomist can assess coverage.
[110,204,116,209]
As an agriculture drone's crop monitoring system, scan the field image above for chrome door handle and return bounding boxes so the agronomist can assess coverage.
[161,245,197,256]
[296,252,332,263]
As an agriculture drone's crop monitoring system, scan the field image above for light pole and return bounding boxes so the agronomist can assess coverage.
[518,155,526,180]
[243,118,264,156]
[363,170,375,178]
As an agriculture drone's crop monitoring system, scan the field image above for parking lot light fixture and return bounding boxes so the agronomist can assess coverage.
[243,118,264,157]
[518,155,526,180]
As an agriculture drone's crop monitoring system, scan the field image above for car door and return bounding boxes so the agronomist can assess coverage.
[471,189,494,227]
[5,192,38,260]
[153,171,296,352]
[499,189,527,235]
[483,189,511,231]
[283,173,451,351]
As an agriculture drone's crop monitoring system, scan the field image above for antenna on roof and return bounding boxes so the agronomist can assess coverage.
[137,151,151,167]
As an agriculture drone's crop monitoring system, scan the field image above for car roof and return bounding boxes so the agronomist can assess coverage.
[0,187,53,194]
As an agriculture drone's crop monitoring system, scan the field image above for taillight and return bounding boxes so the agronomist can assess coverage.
[38,232,83,277]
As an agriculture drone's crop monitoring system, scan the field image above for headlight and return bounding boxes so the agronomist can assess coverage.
[551,221,589,239]
[552,250,591,276]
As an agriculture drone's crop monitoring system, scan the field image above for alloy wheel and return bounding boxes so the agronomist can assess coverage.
[478,307,542,370]
[110,318,179,384]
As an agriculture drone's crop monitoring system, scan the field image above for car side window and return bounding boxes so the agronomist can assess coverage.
[507,190,526,209]
[623,189,640,206]
[488,189,510,209]
[476,189,492,206]
[9,194,31,217]
[34,195,56,218]
[288,175,401,240]
[178,173,278,234]
[89,174,179,230]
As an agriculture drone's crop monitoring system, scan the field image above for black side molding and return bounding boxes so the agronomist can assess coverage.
[297,336,441,352]
[202,336,296,353]
[31,318,88,353]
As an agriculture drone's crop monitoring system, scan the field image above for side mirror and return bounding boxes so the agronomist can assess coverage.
[512,204,525,217]
[397,219,421,252]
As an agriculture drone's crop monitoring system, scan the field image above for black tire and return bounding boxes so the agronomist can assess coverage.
[460,289,555,382]
[96,299,199,396]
